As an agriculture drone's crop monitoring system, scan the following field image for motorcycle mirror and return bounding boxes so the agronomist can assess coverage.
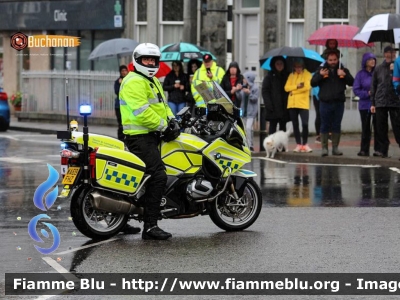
[176,106,190,117]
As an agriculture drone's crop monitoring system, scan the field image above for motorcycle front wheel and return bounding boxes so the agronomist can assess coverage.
[70,188,128,240]
[208,178,262,231]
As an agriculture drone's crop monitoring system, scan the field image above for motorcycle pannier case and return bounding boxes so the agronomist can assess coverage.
[95,147,146,193]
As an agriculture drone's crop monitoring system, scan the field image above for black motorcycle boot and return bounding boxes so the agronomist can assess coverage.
[321,134,329,157]
[142,223,172,240]
[331,133,343,156]
[121,223,141,234]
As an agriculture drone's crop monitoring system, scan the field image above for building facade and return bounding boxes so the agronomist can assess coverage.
[0,0,398,101]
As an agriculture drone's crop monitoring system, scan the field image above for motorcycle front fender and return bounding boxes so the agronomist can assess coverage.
[234,169,257,178]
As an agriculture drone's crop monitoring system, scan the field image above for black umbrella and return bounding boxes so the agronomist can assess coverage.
[260,46,324,72]
[353,13,400,44]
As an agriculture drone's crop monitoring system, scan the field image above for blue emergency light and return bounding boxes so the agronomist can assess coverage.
[79,104,92,116]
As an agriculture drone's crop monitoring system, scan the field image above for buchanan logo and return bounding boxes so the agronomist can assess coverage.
[10,32,80,51]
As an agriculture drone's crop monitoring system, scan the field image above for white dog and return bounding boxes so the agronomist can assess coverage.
[263,126,292,158]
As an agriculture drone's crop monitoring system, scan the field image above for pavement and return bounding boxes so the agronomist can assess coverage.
[9,116,400,168]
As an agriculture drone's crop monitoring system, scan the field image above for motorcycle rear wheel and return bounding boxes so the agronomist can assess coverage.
[209,179,262,231]
[70,188,128,240]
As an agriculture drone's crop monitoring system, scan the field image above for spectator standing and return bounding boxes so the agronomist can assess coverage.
[262,56,290,134]
[239,71,259,151]
[163,61,188,116]
[311,50,354,156]
[186,59,202,108]
[370,46,400,158]
[114,65,129,141]
[312,85,321,143]
[322,39,341,61]
[191,54,225,107]
[187,59,202,77]
[220,61,244,107]
[353,52,378,156]
[284,59,312,153]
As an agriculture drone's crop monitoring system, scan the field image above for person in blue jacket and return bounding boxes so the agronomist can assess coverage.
[353,52,378,156]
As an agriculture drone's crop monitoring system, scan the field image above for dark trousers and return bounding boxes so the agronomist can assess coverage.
[319,101,344,134]
[375,107,400,155]
[289,108,309,145]
[313,96,321,136]
[125,134,167,225]
[115,107,124,141]
[359,109,378,154]
[268,119,287,135]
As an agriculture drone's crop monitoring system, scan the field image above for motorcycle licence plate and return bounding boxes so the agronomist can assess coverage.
[61,167,81,185]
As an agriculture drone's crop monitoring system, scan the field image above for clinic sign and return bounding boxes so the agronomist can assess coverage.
[0,0,124,30]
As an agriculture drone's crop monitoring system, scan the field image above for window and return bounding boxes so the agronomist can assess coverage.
[79,31,92,71]
[319,0,349,65]
[159,0,183,46]
[135,0,147,42]
[93,31,121,71]
[241,0,259,8]
[322,0,348,19]
[287,0,304,47]
[319,0,348,23]
[65,30,78,70]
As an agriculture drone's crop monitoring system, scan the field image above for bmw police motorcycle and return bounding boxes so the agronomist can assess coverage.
[57,81,262,240]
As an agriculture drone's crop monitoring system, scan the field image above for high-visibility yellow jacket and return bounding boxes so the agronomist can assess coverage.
[120,72,175,136]
[284,70,312,110]
[191,62,225,107]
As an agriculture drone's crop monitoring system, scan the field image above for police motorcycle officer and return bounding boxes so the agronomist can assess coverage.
[119,43,180,240]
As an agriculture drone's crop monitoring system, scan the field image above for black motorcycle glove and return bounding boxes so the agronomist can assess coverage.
[162,119,181,142]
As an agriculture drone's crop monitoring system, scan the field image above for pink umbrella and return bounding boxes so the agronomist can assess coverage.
[308,24,374,48]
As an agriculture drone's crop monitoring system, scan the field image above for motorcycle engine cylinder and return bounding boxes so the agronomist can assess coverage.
[187,178,213,200]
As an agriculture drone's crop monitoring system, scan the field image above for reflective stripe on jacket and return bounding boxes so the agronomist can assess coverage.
[120,72,175,136]
[191,62,225,107]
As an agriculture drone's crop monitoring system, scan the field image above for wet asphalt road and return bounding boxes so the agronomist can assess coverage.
[1,131,400,300]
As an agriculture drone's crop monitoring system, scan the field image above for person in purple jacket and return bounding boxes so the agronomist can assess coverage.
[353,52,377,156]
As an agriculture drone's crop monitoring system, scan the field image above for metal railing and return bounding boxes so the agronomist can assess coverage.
[21,70,120,118]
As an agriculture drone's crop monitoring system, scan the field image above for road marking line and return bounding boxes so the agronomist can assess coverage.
[42,257,72,273]
[287,162,380,168]
[54,237,120,255]
[253,157,380,168]
[0,157,43,163]
[38,257,80,300]
[390,167,400,173]
[0,134,19,140]
[34,295,56,300]
[257,157,287,164]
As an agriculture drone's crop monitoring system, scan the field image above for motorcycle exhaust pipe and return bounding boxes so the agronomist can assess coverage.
[89,191,143,215]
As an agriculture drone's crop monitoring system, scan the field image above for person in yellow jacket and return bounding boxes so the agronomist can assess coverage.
[120,43,179,240]
[191,54,225,107]
[284,58,312,153]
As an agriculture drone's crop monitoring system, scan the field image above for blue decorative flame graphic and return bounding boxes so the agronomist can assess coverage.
[29,164,61,255]
[33,164,59,211]
[28,214,61,255]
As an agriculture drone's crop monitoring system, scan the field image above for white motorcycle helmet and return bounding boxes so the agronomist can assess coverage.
[132,43,161,78]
